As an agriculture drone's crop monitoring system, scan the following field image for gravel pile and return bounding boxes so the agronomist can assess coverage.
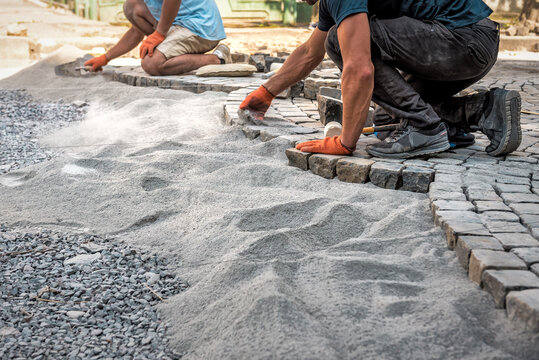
[0,226,187,359]
[0,89,87,175]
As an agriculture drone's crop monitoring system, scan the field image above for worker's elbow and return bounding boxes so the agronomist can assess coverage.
[343,62,374,83]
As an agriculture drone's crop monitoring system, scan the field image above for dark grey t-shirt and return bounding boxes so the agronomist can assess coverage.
[318,0,493,31]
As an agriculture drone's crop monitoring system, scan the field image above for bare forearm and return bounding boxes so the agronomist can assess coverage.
[106,27,144,60]
[340,65,374,149]
[264,44,324,95]
[156,0,181,35]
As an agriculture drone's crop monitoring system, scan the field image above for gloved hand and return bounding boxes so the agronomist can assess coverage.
[296,136,354,155]
[238,85,275,122]
[140,31,166,58]
[84,54,109,72]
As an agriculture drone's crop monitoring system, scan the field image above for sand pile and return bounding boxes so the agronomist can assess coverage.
[1,47,538,359]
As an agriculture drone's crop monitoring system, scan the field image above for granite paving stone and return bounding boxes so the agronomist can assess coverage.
[494,233,539,250]
[520,214,539,229]
[482,270,539,308]
[532,264,539,277]
[506,289,539,332]
[429,190,467,202]
[474,201,513,213]
[336,158,374,184]
[485,221,528,234]
[285,149,311,171]
[401,167,435,193]
[501,193,539,204]
[433,164,466,173]
[466,189,502,202]
[493,183,531,193]
[479,211,520,222]
[435,173,463,184]
[369,162,404,189]
[443,220,490,249]
[455,236,504,271]
[308,154,345,179]
[468,250,527,285]
[510,203,539,216]
[511,247,539,266]
[433,210,482,227]
[403,159,434,168]
[432,200,475,212]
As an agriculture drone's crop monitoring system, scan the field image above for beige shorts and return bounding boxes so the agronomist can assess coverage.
[156,25,220,59]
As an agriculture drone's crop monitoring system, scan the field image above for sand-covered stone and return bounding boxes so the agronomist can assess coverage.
[468,249,527,284]
[482,270,539,308]
[455,236,504,270]
[506,289,539,332]
[196,64,257,77]
[336,158,374,183]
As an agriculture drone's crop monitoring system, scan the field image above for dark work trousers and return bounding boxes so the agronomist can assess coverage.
[324,16,500,134]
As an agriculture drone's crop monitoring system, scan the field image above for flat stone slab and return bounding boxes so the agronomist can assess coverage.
[369,162,404,189]
[510,203,539,216]
[308,154,345,179]
[485,221,528,234]
[480,211,520,222]
[482,270,539,308]
[468,249,527,285]
[336,158,374,184]
[456,236,504,271]
[285,148,311,171]
[501,193,539,204]
[474,201,512,213]
[494,233,539,250]
[401,167,435,193]
[432,200,475,212]
[511,247,539,266]
[506,289,539,332]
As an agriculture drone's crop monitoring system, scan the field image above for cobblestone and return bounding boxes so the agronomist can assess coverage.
[336,158,374,184]
[308,154,344,179]
[455,236,504,270]
[494,233,539,250]
[469,250,527,285]
[506,289,539,332]
[369,162,404,189]
[482,270,539,308]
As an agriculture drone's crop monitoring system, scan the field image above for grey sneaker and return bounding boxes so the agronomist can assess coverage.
[367,122,450,158]
[212,44,232,64]
[477,88,521,156]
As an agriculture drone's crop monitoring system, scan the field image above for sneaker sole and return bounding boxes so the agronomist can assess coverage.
[487,90,522,156]
[367,137,451,159]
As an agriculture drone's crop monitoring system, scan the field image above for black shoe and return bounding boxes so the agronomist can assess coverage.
[478,88,521,156]
[367,122,450,159]
[449,131,475,149]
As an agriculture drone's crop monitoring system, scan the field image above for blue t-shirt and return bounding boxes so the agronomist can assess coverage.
[144,0,226,41]
[318,0,493,31]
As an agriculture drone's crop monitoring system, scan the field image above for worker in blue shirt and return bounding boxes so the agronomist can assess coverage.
[84,0,229,76]
[240,0,521,158]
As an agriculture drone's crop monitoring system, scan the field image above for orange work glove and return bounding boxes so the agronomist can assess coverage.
[296,136,354,155]
[84,54,109,72]
[140,31,166,58]
[239,85,275,122]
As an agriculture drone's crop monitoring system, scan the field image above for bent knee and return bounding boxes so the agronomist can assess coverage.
[141,57,163,76]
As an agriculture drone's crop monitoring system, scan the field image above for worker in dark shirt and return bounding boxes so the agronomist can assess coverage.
[239,0,521,158]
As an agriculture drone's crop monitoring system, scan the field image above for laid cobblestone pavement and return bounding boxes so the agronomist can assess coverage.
[78,58,539,330]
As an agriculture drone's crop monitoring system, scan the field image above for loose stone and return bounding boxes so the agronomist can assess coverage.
[308,154,344,179]
[285,148,311,171]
